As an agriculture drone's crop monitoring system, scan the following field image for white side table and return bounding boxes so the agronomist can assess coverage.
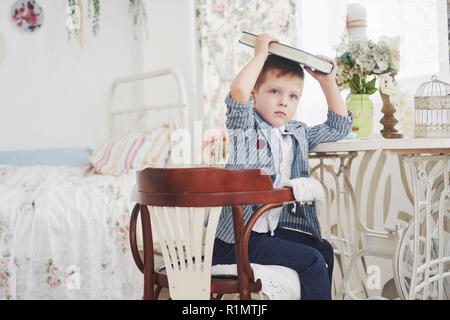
[311,137,450,300]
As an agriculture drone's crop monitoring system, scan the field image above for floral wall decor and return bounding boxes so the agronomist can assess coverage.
[88,0,101,36]
[129,0,149,39]
[66,0,148,44]
[10,0,44,32]
[66,0,83,44]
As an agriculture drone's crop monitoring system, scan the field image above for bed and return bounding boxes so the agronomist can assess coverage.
[0,68,187,299]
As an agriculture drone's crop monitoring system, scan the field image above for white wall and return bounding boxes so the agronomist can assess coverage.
[0,0,200,151]
[0,1,139,150]
[142,0,201,132]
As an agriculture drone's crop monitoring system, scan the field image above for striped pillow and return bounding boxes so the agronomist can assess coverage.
[90,126,171,176]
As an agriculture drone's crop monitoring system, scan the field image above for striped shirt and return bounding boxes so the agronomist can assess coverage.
[215,93,353,244]
[252,125,294,235]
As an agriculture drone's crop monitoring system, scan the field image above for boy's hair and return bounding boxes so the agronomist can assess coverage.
[254,55,304,90]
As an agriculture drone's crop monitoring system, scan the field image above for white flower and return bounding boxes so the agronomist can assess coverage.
[389,90,408,106]
[389,86,409,108]
[335,35,399,93]
[373,52,390,73]
[379,74,411,109]
[379,74,396,95]
[379,36,400,70]
[355,53,376,72]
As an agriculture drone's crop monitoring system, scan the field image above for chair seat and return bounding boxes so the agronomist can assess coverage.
[211,264,300,300]
[154,262,262,296]
[149,241,300,299]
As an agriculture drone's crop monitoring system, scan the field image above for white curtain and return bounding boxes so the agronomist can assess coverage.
[196,0,298,129]
[296,0,449,137]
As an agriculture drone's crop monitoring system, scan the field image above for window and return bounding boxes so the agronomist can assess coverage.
[296,0,449,128]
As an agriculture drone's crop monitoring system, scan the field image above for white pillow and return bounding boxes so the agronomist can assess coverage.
[90,126,171,176]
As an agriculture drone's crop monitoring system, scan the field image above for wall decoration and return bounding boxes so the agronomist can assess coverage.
[129,0,148,38]
[88,0,101,36]
[65,0,148,43]
[0,33,7,65]
[10,0,44,32]
[66,0,83,45]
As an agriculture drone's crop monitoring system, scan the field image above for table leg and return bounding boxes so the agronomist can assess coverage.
[312,151,404,300]
[399,154,450,300]
[311,152,370,299]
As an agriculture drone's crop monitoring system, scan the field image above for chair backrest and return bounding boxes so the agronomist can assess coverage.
[135,167,292,299]
[149,205,221,299]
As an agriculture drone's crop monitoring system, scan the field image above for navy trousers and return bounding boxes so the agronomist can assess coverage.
[212,227,334,300]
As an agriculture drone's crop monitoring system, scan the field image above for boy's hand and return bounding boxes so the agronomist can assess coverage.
[229,33,278,103]
[254,33,279,60]
[304,56,337,87]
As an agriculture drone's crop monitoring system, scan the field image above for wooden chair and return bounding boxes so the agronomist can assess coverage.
[129,167,294,300]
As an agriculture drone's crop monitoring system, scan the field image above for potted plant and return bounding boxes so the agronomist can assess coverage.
[335,35,400,138]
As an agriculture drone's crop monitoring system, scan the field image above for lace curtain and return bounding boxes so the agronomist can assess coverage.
[195,0,297,129]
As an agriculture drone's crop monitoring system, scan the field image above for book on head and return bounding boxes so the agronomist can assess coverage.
[239,31,334,75]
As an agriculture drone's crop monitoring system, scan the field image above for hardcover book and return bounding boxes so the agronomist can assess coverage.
[239,31,334,75]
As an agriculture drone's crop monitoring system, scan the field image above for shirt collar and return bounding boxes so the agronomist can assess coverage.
[279,124,293,135]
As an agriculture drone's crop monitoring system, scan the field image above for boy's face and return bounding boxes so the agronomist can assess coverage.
[252,69,303,128]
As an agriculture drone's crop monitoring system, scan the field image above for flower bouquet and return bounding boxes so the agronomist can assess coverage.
[335,35,400,94]
[335,35,400,138]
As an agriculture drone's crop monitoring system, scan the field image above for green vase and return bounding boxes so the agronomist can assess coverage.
[346,94,373,139]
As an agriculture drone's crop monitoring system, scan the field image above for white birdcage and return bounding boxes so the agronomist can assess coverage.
[414,75,450,138]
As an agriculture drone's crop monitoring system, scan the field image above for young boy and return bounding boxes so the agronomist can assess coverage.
[212,33,353,300]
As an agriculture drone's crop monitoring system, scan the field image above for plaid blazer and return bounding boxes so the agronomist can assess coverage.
[215,93,353,243]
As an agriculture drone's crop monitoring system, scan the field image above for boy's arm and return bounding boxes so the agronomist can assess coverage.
[304,57,348,116]
[230,33,279,103]
[318,80,348,116]
[304,57,353,150]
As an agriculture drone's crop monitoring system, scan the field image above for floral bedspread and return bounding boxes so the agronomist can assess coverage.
[0,165,142,300]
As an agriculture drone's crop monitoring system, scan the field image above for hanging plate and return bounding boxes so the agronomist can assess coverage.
[10,0,44,32]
